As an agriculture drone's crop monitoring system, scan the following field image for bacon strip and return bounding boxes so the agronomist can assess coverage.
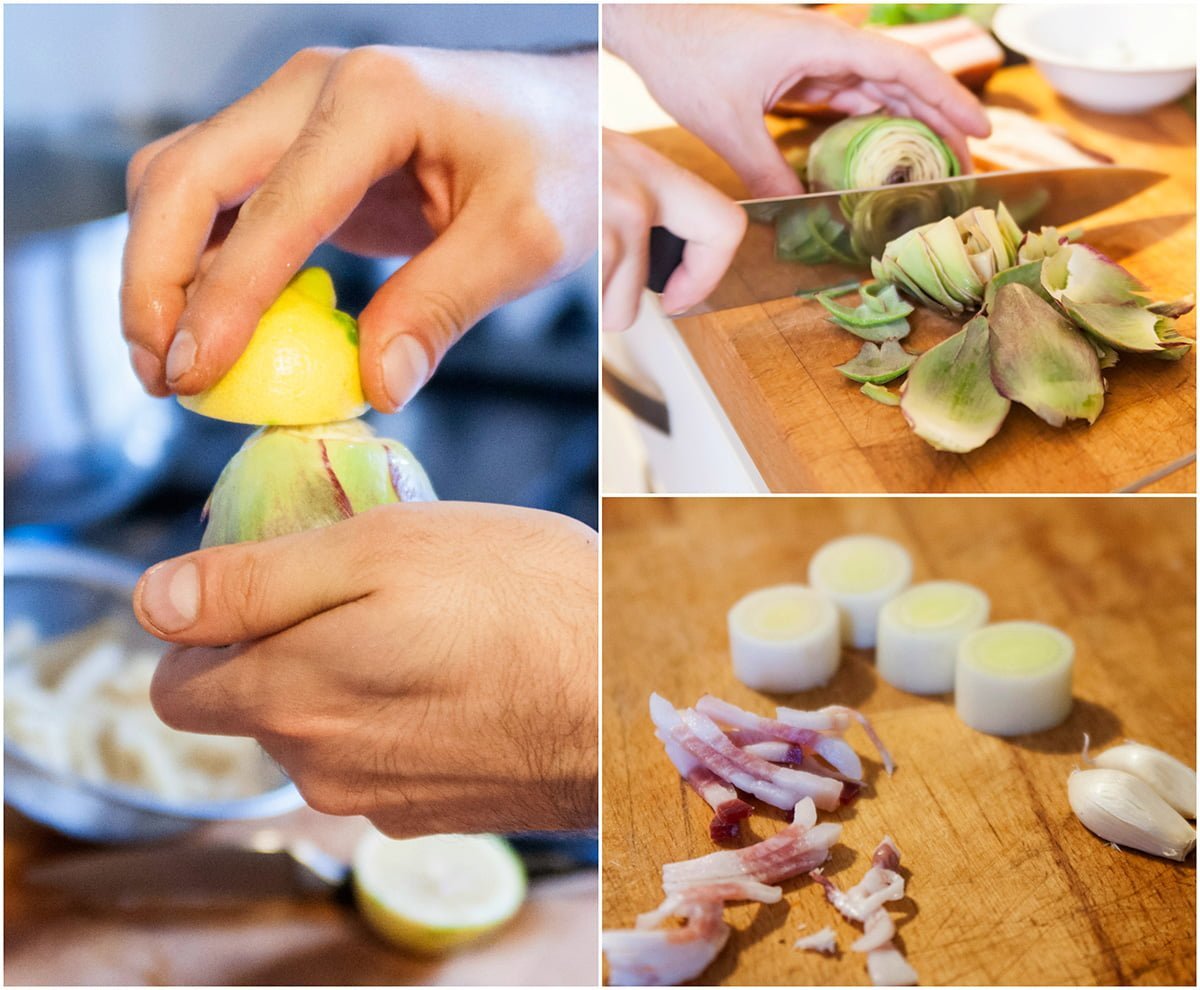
[674,708,845,811]
[603,881,780,987]
[811,836,916,987]
[778,704,896,775]
[663,797,842,892]
[649,695,753,841]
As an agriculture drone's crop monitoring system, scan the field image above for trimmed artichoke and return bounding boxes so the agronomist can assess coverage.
[201,419,436,548]
[807,115,960,193]
[873,203,1022,314]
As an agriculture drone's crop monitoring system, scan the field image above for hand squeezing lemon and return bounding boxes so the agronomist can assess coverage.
[178,267,369,426]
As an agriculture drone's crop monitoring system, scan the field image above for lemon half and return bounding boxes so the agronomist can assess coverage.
[353,830,527,955]
[178,267,369,426]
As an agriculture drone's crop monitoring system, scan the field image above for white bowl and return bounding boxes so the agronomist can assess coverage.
[992,4,1196,114]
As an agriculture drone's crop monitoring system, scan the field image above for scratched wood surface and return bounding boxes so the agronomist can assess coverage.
[602,497,1196,986]
[634,65,1196,493]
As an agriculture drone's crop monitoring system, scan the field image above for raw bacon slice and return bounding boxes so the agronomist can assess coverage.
[650,694,845,812]
[777,704,896,775]
[649,695,753,841]
[811,836,917,987]
[662,798,842,892]
[603,881,781,986]
[675,708,846,811]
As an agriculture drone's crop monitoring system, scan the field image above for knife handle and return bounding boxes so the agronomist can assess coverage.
[647,226,686,293]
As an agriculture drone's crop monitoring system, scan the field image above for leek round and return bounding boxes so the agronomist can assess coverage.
[201,419,436,548]
[807,535,912,649]
[955,621,1074,735]
[727,585,840,692]
[876,581,990,695]
[807,115,960,193]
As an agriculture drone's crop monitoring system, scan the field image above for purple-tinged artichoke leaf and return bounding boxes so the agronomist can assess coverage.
[1147,294,1196,319]
[835,339,917,383]
[989,283,1104,427]
[1041,244,1148,306]
[983,260,1051,313]
[1063,299,1173,354]
[900,315,1010,453]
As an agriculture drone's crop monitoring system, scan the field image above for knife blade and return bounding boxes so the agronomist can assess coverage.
[646,166,1166,314]
[23,832,598,908]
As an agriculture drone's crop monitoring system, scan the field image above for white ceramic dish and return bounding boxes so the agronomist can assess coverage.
[992,3,1196,114]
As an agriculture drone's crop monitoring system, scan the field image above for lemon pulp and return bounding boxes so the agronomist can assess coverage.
[178,267,368,426]
[352,830,527,955]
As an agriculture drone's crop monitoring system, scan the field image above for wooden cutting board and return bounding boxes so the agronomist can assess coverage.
[4,808,597,986]
[602,497,1196,986]
[634,65,1196,493]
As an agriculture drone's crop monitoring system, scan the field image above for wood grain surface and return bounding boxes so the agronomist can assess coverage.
[635,66,1196,493]
[4,808,598,986]
[602,497,1196,986]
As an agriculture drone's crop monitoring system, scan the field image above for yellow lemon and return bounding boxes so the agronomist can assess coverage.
[178,267,369,426]
[353,830,527,955]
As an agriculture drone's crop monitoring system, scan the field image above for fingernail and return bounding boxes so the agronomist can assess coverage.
[380,334,430,410]
[128,343,163,391]
[140,560,200,633]
[165,329,197,385]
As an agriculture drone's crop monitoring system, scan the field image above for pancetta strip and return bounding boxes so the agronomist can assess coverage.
[663,797,842,891]
[604,881,780,986]
[811,836,916,987]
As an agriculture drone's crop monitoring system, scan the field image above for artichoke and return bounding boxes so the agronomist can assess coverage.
[179,268,439,549]
[872,203,1022,314]
[201,420,436,548]
[807,115,960,193]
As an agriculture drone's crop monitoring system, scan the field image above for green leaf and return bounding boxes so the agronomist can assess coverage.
[835,339,917,384]
[861,382,902,406]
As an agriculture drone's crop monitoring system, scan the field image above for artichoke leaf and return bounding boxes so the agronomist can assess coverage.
[900,315,1010,453]
[989,283,1105,427]
[983,260,1052,313]
[816,281,913,332]
[835,339,917,383]
[1041,244,1148,306]
[1147,294,1196,319]
[861,382,902,406]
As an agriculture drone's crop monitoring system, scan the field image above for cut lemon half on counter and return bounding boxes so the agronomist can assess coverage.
[353,830,527,954]
[178,267,369,426]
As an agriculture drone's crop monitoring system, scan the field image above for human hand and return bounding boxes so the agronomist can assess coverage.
[122,46,597,412]
[602,129,746,332]
[132,502,598,835]
[604,4,990,198]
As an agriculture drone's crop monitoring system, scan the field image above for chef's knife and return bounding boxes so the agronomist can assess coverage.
[646,166,1166,314]
[23,832,597,908]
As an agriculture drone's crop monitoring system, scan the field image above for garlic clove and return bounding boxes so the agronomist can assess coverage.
[1089,741,1196,820]
[1067,768,1196,862]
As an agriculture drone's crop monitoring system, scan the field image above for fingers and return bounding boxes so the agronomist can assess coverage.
[132,518,377,647]
[121,49,340,395]
[150,642,269,736]
[602,133,744,331]
[714,119,806,200]
[167,51,415,396]
[852,34,990,140]
[355,195,560,410]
